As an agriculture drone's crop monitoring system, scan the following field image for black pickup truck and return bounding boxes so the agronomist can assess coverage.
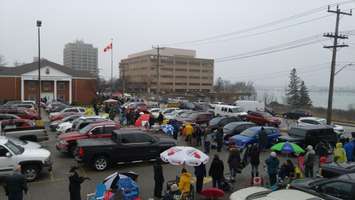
[76,128,176,171]
[279,125,337,148]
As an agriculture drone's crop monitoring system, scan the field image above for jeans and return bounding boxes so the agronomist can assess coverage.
[268,173,277,186]
[251,164,259,177]
[305,165,314,178]
[212,178,222,189]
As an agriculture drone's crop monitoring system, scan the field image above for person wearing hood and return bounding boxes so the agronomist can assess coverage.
[153,159,164,198]
[178,168,192,195]
[194,163,206,193]
[265,152,279,186]
[334,142,347,163]
[227,148,241,182]
[68,166,90,200]
[344,132,355,162]
[3,165,28,200]
[209,155,224,189]
[304,145,316,178]
[248,144,261,182]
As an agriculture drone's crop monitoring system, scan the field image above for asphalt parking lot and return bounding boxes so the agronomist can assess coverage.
[1,115,354,200]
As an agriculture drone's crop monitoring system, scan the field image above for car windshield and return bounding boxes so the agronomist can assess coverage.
[241,128,257,137]
[5,140,24,155]
[209,117,224,126]
[224,122,239,130]
[79,124,92,134]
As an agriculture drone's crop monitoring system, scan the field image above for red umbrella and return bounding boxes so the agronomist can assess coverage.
[200,188,224,199]
[134,114,150,127]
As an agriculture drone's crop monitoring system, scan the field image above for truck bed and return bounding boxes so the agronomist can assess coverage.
[77,138,116,147]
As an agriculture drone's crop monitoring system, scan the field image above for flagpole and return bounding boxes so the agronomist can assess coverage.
[111,38,113,94]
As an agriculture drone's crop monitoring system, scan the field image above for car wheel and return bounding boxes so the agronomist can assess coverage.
[22,165,39,181]
[93,156,109,171]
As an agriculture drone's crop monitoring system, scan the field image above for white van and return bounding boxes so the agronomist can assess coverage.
[214,104,247,118]
[234,100,264,112]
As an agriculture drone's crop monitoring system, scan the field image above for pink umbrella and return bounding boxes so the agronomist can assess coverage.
[160,146,209,166]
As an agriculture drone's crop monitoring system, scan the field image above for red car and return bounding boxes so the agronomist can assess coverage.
[56,121,120,155]
[0,107,39,120]
[0,118,36,130]
[246,111,281,127]
[49,107,85,121]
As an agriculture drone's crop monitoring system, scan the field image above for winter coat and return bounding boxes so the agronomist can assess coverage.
[178,172,192,193]
[265,156,279,175]
[69,172,86,200]
[249,146,260,165]
[4,172,28,200]
[153,163,164,183]
[315,143,329,157]
[184,124,194,136]
[344,141,355,162]
[334,142,347,163]
[209,158,224,179]
[228,149,241,170]
[258,130,268,147]
[304,149,316,167]
[194,164,206,178]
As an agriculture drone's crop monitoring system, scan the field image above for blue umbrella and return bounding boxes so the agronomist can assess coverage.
[161,124,174,136]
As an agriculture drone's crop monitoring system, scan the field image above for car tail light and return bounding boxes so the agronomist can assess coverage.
[79,147,84,157]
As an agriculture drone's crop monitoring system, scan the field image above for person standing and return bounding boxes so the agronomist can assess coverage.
[258,127,268,151]
[334,142,347,163]
[93,103,99,116]
[304,145,316,178]
[178,168,192,198]
[69,166,90,200]
[109,106,116,121]
[153,159,164,198]
[157,112,164,125]
[3,165,28,200]
[249,144,260,182]
[194,163,206,193]
[209,155,224,189]
[216,127,224,152]
[344,133,355,162]
[265,152,279,186]
[227,148,241,182]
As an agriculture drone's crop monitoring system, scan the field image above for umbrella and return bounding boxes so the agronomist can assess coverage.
[103,172,139,200]
[104,98,118,103]
[200,188,224,199]
[271,142,304,154]
[161,124,174,136]
[134,114,150,127]
[160,146,209,166]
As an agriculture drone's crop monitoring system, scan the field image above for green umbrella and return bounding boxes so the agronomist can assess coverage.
[271,142,304,154]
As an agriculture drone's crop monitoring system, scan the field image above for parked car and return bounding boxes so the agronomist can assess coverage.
[0,118,36,131]
[177,112,213,125]
[148,108,161,119]
[290,173,355,200]
[230,126,280,149]
[64,116,109,133]
[279,125,337,149]
[319,162,355,178]
[76,129,176,171]
[229,187,324,200]
[246,111,281,127]
[0,123,48,142]
[56,121,120,155]
[46,102,69,113]
[0,107,39,120]
[5,136,42,149]
[49,107,85,121]
[125,102,148,113]
[49,114,82,131]
[214,104,247,118]
[207,116,241,134]
[0,113,21,121]
[164,109,193,120]
[0,137,52,181]
[297,117,344,135]
[223,121,256,143]
[234,100,265,112]
[283,110,312,120]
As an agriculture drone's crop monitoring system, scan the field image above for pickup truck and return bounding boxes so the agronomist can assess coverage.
[0,121,48,142]
[76,129,176,171]
[279,125,337,148]
[319,162,355,178]
[0,137,52,181]
[56,121,120,156]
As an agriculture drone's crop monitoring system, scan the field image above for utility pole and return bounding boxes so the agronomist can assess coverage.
[152,46,164,95]
[323,5,352,125]
[36,20,42,119]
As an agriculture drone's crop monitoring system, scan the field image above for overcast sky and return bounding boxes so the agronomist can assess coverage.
[1,0,354,88]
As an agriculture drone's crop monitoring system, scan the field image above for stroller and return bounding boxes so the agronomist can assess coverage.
[165,179,195,200]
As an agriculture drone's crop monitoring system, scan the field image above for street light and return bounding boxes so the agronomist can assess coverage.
[36,20,42,119]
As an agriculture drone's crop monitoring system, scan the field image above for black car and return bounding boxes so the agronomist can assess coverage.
[290,173,355,200]
[320,162,355,178]
[223,121,256,143]
[283,110,312,120]
[76,129,176,171]
[207,116,241,133]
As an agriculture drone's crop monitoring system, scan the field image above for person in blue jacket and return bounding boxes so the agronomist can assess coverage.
[344,132,355,162]
[265,152,279,186]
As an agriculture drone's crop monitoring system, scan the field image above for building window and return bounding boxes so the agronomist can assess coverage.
[189,76,200,79]
[58,82,66,90]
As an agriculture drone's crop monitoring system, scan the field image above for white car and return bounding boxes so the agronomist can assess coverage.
[149,108,161,119]
[230,187,324,200]
[298,117,344,135]
[6,136,42,149]
[56,115,107,133]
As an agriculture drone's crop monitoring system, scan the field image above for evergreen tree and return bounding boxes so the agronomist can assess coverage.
[299,81,312,107]
[286,68,300,107]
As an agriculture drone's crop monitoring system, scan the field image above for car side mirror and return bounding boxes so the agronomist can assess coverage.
[6,152,11,157]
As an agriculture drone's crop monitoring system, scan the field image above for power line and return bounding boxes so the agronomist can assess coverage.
[161,0,355,46]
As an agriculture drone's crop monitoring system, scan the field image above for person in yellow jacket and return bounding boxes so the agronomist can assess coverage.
[184,123,194,145]
[178,168,192,196]
[334,142,347,163]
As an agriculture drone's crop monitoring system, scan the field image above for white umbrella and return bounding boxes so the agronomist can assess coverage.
[160,146,209,166]
[104,98,118,103]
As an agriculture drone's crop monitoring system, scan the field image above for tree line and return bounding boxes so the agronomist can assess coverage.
[286,68,312,108]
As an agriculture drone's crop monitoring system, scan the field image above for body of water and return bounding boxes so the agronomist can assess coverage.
[256,87,355,110]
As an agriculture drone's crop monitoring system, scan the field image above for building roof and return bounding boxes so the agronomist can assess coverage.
[0,59,96,78]
[128,47,196,58]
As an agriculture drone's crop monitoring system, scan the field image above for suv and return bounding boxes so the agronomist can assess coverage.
[0,137,52,181]
[246,111,281,127]
[56,121,120,155]
[279,125,337,148]
[0,107,39,120]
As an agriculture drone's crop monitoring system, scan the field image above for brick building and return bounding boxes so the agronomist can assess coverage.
[0,59,97,105]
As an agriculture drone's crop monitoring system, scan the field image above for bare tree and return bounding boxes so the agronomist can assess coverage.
[0,55,7,66]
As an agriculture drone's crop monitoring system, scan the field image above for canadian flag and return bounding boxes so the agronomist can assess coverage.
[103,42,112,52]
